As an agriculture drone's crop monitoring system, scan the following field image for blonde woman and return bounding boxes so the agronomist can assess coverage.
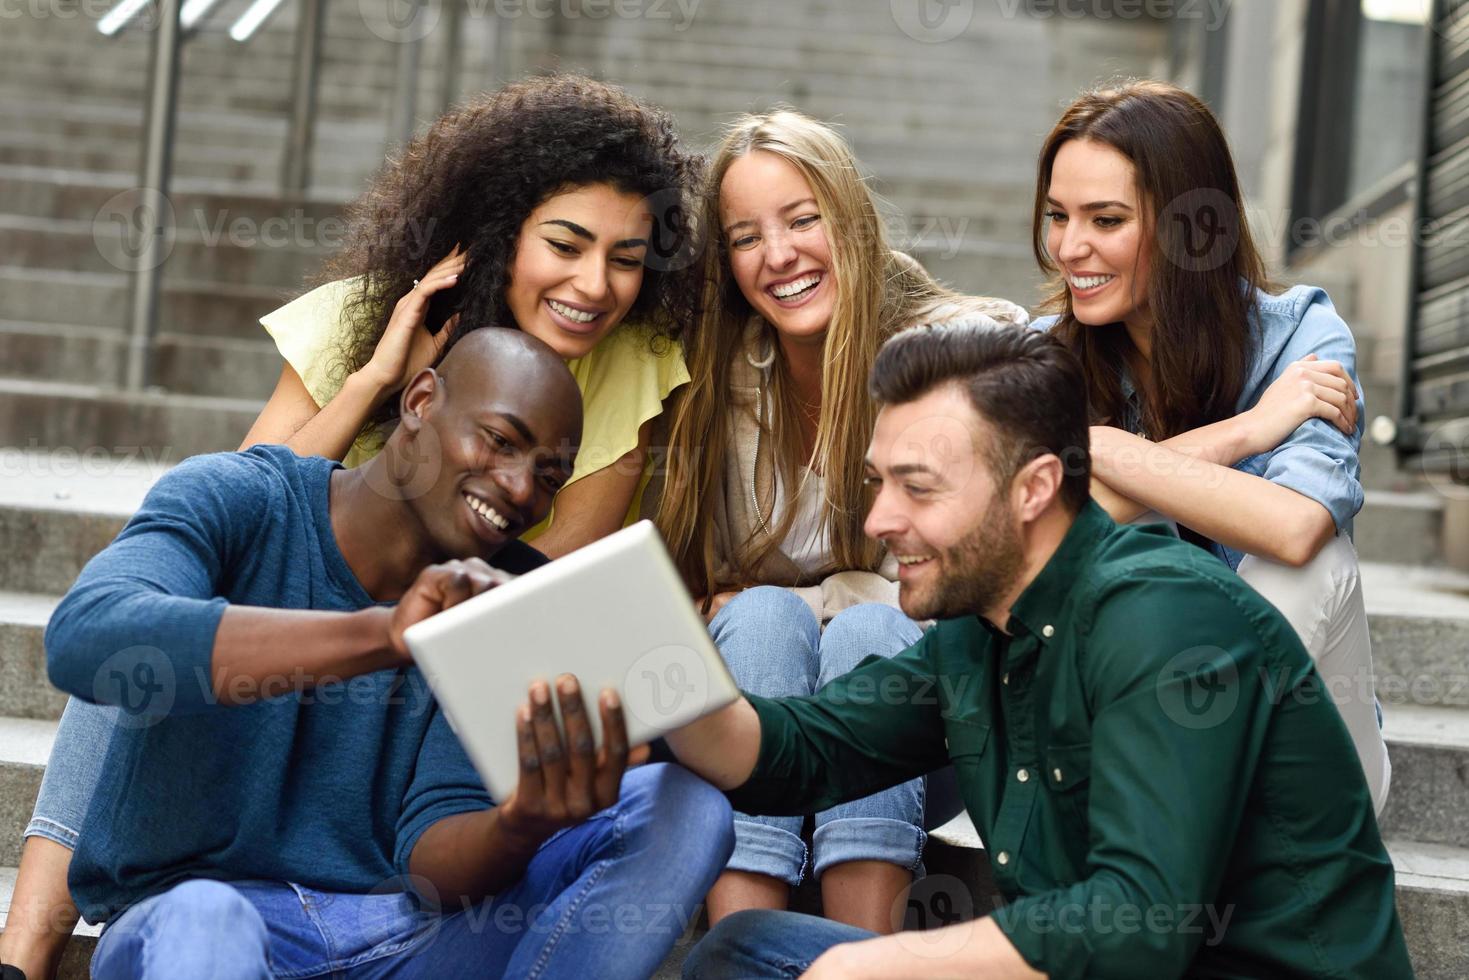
[657,109,1026,932]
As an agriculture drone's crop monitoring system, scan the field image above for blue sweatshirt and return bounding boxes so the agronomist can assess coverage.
[45,445,545,922]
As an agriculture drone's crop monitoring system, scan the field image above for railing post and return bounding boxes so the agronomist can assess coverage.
[388,2,424,146]
[438,0,463,112]
[125,0,184,392]
[282,0,325,195]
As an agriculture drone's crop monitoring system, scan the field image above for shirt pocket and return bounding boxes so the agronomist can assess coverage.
[944,718,991,762]
[1043,741,1092,822]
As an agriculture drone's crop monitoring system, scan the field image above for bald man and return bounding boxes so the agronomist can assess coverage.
[43,329,734,980]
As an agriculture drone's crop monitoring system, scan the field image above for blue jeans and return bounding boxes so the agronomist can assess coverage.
[683,909,874,978]
[27,695,112,849]
[707,588,925,886]
[89,763,733,980]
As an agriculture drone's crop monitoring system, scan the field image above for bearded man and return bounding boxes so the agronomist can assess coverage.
[667,321,1410,980]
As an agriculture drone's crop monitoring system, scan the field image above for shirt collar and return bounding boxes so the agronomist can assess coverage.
[1006,500,1114,641]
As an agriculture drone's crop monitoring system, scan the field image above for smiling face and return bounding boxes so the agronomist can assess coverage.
[862,384,1024,622]
[1044,138,1153,337]
[719,150,836,346]
[505,182,654,360]
[397,330,583,562]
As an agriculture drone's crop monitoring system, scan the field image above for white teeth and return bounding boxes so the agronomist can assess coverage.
[464,492,510,531]
[896,555,934,566]
[771,273,821,299]
[548,299,597,323]
[1070,274,1115,291]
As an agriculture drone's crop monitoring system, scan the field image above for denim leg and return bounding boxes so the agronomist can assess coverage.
[90,879,271,980]
[708,587,821,886]
[26,697,118,848]
[683,909,875,979]
[810,604,927,878]
[351,764,731,980]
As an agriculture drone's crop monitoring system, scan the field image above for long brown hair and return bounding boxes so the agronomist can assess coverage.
[659,108,1022,595]
[1033,80,1276,439]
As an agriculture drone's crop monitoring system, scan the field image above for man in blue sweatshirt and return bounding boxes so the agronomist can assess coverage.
[43,328,734,980]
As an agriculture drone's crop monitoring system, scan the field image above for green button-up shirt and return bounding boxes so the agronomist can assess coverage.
[728,501,1412,979]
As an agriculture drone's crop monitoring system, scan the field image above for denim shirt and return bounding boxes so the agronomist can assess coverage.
[1035,284,1365,571]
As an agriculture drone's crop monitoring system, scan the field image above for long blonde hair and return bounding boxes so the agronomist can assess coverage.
[658,108,1022,595]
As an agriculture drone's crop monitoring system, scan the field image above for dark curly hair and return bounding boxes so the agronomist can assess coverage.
[317,72,703,428]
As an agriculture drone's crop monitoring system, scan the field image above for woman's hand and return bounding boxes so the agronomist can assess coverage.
[1240,354,1359,455]
[358,247,466,397]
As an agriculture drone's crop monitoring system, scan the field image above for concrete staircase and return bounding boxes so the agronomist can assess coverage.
[2,1,1461,977]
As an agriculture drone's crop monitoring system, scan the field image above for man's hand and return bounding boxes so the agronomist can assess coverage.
[386,559,514,664]
[495,676,644,847]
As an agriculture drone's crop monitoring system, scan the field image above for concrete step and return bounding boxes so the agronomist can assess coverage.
[1356,489,1446,566]
[1378,704,1469,847]
[0,718,56,867]
[0,378,257,473]
[1364,562,1469,709]
[1387,839,1469,980]
[0,321,282,400]
[0,214,334,291]
[0,593,63,722]
[0,265,289,338]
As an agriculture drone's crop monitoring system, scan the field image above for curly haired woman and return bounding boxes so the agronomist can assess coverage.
[0,74,702,980]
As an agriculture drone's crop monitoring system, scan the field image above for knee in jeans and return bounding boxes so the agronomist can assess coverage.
[684,909,771,978]
[638,765,735,862]
[719,586,819,633]
[147,880,265,943]
[823,603,916,646]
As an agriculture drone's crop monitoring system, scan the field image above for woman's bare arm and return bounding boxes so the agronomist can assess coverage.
[529,420,652,558]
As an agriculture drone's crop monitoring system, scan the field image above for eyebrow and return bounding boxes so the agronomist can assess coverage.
[723,197,819,236]
[540,219,648,251]
[865,460,942,479]
[1046,197,1134,213]
[493,412,536,445]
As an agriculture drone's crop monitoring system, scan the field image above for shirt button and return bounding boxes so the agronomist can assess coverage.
[1017,768,1030,783]
[1053,768,1064,783]
[1002,673,1010,686]
[1042,624,1055,638]
[996,851,1010,866]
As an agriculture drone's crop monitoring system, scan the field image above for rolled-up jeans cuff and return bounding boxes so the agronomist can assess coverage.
[25,816,80,850]
[812,817,926,878]
[727,816,808,887]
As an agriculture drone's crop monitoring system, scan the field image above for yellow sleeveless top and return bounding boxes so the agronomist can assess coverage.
[259,279,690,542]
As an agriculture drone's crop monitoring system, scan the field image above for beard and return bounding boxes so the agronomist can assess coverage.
[899,498,1026,623]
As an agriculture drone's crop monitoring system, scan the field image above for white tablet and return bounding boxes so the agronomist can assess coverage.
[404,520,740,802]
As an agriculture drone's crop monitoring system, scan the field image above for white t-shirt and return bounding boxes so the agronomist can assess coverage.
[772,466,834,576]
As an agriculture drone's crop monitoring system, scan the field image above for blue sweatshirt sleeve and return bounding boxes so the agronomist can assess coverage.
[44,452,273,716]
[394,695,494,886]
